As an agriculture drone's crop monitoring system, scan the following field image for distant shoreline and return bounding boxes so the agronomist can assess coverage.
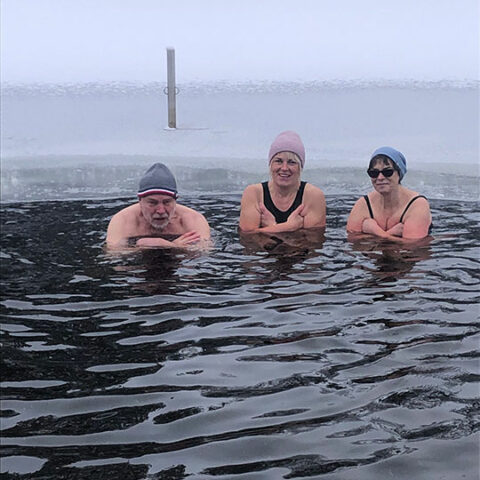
[1,154,478,171]
[2,79,479,98]
[1,158,478,203]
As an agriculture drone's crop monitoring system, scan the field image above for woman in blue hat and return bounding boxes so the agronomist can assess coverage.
[347,147,432,240]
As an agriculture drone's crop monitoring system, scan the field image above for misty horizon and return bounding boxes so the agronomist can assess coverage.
[1,0,478,85]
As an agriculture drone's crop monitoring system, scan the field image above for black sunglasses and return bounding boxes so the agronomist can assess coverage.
[367,168,395,178]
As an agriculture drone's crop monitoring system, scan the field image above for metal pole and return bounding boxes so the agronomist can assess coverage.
[166,47,176,128]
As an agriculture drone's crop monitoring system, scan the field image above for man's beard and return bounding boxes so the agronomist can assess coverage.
[150,216,170,230]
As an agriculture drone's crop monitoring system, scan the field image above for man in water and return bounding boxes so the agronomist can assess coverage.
[106,163,211,249]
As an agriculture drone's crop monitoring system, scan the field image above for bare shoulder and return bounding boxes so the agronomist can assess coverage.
[404,191,431,216]
[106,203,141,246]
[109,203,140,225]
[241,183,262,200]
[176,203,207,220]
[303,183,326,214]
[411,195,430,208]
[403,188,431,208]
[301,183,326,227]
[401,189,432,238]
[351,194,369,210]
[304,183,325,201]
[239,183,263,231]
[175,204,210,238]
[346,194,370,232]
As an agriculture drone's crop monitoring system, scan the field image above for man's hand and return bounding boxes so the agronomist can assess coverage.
[172,231,201,247]
[136,231,201,248]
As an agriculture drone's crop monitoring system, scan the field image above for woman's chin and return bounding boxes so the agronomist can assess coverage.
[375,184,391,193]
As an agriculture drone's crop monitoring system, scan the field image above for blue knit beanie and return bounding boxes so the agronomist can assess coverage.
[371,146,407,181]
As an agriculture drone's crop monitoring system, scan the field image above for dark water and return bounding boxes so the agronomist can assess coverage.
[1,195,479,479]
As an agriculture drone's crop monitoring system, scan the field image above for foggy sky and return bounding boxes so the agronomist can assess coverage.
[1,0,479,84]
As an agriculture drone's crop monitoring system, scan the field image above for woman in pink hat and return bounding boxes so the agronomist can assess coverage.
[239,131,326,233]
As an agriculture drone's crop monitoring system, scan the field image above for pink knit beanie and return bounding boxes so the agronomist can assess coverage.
[268,131,305,168]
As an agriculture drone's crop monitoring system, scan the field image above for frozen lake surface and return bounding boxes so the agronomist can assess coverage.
[1,80,478,202]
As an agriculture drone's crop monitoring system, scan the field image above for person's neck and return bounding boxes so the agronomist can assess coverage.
[380,186,402,209]
[269,180,300,198]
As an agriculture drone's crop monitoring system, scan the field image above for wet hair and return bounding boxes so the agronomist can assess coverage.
[368,154,402,183]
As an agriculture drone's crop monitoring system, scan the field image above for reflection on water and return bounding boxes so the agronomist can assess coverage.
[240,227,326,253]
[348,235,433,283]
[1,195,479,479]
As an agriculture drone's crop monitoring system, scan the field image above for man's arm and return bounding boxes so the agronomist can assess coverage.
[136,231,201,248]
[179,208,211,250]
[136,209,210,249]
[182,209,211,241]
[106,211,130,248]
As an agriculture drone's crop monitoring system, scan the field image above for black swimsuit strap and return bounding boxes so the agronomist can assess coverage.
[363,195,374,219]
[262,181,306,224]
[399,195,427,223]
[363,194,431,233]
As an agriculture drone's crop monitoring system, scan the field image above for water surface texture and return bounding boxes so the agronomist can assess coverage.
[1,195,479,479]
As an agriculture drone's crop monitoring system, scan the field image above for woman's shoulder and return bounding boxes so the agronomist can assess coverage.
[241,183,263,196]
[302,183,326,214]
[401,187,429,204]
[304,182,325,198]
[349,192,371,212]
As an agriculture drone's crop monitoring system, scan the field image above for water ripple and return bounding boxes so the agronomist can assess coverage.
[1,195,479,479]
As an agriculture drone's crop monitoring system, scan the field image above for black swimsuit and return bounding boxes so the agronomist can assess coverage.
[363,194,432,233]
[262,181,306,224]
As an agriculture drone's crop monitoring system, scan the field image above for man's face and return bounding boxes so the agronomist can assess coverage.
[140,194,176,230]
